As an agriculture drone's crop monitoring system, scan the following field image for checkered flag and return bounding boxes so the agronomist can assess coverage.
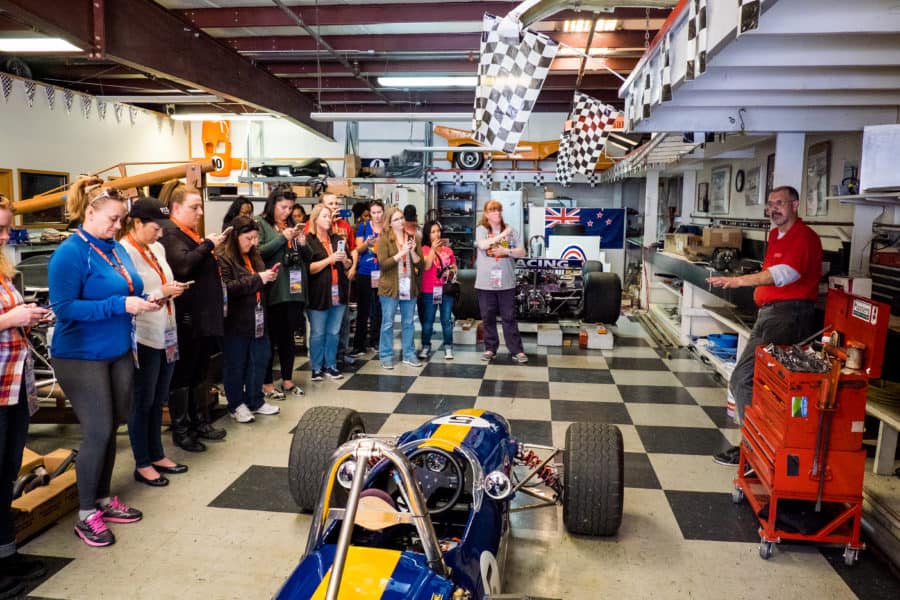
[587,172,598,188]
[23,80,35,108]
[737,0,761,36]
[0,74,11,102]
[453,171,464,186]
[660,33,673,103]
[472,14,559,153]
[63,88,74,114]
[533,172,544,187]
[425,170,437,187]
[686,0,708,80]
[556,91,617,186]
[81,94,92,119]
[45,85,55,111]
[480,153,493,187]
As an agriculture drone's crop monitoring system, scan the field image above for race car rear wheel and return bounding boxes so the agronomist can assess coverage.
[289,406,365,512]
[453,269,481,320]
[453,145,486,170]
[582,260,603,275]
[563,422,624,536]
[581,271,621,324]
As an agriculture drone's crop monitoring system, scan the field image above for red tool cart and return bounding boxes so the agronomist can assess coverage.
[733,289,890,565]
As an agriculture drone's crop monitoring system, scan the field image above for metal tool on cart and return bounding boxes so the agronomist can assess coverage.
[733,289,889,565]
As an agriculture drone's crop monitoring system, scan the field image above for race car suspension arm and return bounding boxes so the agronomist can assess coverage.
[514,446,561,494]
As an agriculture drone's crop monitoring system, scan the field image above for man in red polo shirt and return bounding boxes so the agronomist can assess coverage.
[707,185,823,465]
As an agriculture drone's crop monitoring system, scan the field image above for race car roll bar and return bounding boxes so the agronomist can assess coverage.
[305,438,448,600]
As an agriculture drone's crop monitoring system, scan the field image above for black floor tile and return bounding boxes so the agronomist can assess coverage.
[13,555,72,599]
[618,385,699,405]
[702,405,739,429]
[395,394,476,415]
[338,374,416,393]
[358,412,391,433]
[613,336,651,347]
[674,371,725,388]
[666,490,761,542]
[209,465,298,513]
[545,344,603,356]
[635,426,730,455]
[507,419,552,445]
[656,347,694,359]
[625,452,661,489]
[479,380,549,399]
[548,367,614,384]
[420,363,486,379]
[337,358,369,373]
[820,540,900,598]
[551,400,632,424]
[605,357,669,371]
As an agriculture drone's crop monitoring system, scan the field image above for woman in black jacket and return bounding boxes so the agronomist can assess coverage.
[215,216,279,423]
[160,184,228,452]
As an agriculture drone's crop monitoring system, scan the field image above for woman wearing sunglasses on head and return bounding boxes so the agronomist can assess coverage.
[49,178,160,547]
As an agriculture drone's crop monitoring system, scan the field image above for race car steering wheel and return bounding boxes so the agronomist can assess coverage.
[406,447,465,515]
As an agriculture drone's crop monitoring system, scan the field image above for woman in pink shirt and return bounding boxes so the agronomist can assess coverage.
[418,220,457,360]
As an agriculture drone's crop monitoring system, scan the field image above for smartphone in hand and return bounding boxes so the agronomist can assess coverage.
[272,262,282,273]
[439,238,451,247]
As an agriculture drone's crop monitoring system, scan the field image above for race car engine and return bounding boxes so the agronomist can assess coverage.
[514,258,583,321]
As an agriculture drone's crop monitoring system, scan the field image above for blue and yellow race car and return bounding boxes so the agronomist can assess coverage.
[277,407,624,599]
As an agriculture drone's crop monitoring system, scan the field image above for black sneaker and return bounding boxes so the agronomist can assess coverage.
[311,370,324,382]
[349,349,367,358]
[713,446,741,466]
[325,367,344,380]
[74,510,115,547]
[98,497,142,524]
[0,575,24,599]
[0,552,47,580]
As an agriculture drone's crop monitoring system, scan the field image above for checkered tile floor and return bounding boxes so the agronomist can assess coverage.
[19,318,900,599]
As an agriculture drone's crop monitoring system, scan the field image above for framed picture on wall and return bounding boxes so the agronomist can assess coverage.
[697,182,709,213]
[709,166,731,214]
[765,153,776,200]
[18,169,69,227]
[745,167,761,205]
[805,141,830,216]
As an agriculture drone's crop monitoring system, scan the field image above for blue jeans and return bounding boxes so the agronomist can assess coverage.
[308,305,346,372]
[222,334,270,412]
[379,296,417,363]
[420,293,455,349]
[129,344,175,468]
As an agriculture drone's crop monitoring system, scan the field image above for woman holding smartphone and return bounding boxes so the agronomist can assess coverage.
[375,207,422,369]
[351,199,384,356]
[306,205,351,381]
[121,198,188,487]
[418,220,457,360]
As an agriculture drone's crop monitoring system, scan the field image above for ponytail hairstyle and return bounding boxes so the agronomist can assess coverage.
[0,194,15,278]
[66,176,124,225]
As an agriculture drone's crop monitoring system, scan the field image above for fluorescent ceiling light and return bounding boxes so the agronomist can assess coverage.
[378,76,477,88]
[170,112,279,121]
[0,37,81,53]
[562,19,618,33]
[97,95,222,104]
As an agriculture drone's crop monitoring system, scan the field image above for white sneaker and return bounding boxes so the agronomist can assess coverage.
[403,358,422,367]
[253,402,281,416]
[230,404,255,423]
[444,347,454,360]
[417,347,430,359]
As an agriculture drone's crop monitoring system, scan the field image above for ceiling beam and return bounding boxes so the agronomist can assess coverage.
[311,102,593,113]
[227,31,649,54]
[267,57,639,76]
[0,0,331,138]
[313,90,621,104]
[176,4,669,28]
[291,73,622,91]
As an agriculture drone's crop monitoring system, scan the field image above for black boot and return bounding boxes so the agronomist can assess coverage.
[0,575,24,600]
[192,383,226,441]
[170,387,206,452]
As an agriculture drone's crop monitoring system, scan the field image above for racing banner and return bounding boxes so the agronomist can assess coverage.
[544,207,625,249]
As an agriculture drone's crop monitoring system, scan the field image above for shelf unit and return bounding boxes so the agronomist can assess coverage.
[436,182,476,269]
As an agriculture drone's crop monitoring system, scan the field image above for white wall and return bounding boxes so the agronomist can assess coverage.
[0,78,190,203]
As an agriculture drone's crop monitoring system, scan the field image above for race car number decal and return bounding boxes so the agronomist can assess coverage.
[480,550,501,595]
[432,414,491,428]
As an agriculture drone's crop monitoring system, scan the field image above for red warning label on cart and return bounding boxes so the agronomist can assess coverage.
[851,299,874,323]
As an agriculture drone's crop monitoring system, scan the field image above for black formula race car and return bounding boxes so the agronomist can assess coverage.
[278,407,624,599]
[453,258,622,324]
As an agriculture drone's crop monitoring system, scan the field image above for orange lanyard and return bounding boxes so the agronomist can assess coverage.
[126,234,172,315]
[318,234,339,286]
[170,216,203,245]
[275,222,293,249]
[400,233,409,275]
[242,254,261,303]
[76,228,135,294]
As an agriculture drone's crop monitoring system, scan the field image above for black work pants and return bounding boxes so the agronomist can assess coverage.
[0,388,28,554]
[264,301,303,384]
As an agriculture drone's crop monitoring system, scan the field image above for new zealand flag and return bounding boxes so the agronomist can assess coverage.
[544,207,625,249]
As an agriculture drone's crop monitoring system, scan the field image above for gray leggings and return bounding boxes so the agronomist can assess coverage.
[53,353,133,511]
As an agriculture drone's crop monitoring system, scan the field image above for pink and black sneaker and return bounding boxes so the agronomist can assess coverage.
[74,510,115,547]
[98,497,142,524]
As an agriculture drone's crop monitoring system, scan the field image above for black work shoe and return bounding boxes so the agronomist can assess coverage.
[134,469,169,487]
[0,575,25,599]
[713,445,741,466]
[152,462,188,475]
[173,434,206,453]
[196,423,227,441]
[0,552,47,580]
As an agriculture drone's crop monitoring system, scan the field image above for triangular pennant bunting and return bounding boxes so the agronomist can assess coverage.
[97,100,107,121]
[129,106,138,125]
[81,95,92,119]
[63,88,74,114]
[23,80,36,108]
[45,85,55,111]
[1,74,12,102]
[114,103,124,123]
[425,170,437,187]
[472,14,559,153]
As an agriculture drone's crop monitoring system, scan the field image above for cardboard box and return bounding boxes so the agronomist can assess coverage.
[828,276,872,298]
[343,154,361,178]
[13,448,79,544]
[664,233,703,256]
[326,177,353,196]
[537,323,563,346]
[702,227,743,249]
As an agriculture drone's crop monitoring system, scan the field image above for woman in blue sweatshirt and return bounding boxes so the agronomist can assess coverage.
[49,178,160,548]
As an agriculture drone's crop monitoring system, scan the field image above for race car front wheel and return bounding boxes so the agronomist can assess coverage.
[289,406,365,512]
[453,145,486,170]
[563,422,624,536]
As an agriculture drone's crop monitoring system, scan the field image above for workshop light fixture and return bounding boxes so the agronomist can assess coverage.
[377,76,477,89]
[0,37,81,53]
[169,112,279,121]
[562,19,618,33]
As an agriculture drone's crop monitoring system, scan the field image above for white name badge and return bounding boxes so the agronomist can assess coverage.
[371,269,381,288]
[432,284,443,304]
[490,266,503,289]
[254,302,265,338]
[399,275,411,301]
[164,326,179,364]
[288,269,303,295]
